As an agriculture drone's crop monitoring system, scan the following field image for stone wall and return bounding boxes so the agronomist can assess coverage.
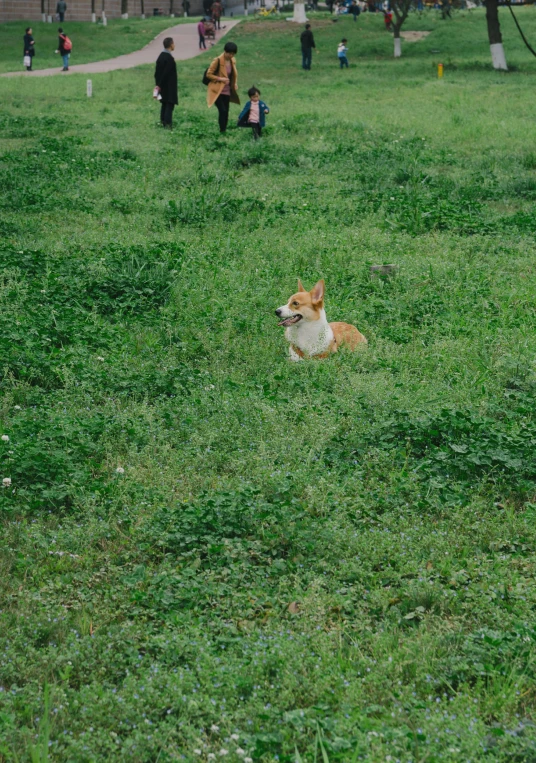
[0,0,205,21]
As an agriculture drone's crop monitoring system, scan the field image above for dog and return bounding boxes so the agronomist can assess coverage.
[275,279,367,360]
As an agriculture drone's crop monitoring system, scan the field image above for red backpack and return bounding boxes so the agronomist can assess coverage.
[60,34,72,51]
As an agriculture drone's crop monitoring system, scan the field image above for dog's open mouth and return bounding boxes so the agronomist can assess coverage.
[278,314,303,327]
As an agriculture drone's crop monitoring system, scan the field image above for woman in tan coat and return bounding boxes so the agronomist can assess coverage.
[206,41,240,133]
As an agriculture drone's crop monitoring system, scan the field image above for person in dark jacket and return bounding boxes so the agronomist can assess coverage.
[154,37,178,129]
[56,0,67,22]
[23,27,35,71]
[237,86,269,140]
[350,0,360,20]
[300,24,316,71]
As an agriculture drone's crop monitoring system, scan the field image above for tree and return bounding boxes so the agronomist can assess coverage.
[483,0,508,70]
[391,0,414,57]
[121,0,128,17]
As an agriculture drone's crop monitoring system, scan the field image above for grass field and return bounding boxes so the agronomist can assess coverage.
[1,7,536,762]
[0,17,192,73]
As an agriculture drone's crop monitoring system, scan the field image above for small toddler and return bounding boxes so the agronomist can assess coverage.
[337,39,349,69]
[237,86,270,140]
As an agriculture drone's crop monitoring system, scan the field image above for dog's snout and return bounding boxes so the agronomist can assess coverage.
[275,308,283,317]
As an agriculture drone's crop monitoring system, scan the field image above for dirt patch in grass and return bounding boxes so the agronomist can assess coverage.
[238,19,333,34]
[400,30,431,41]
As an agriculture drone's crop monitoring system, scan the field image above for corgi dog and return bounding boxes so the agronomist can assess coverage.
[275,279,367,360]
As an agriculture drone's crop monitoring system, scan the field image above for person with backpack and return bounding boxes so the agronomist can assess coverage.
[206,41,239,134]
[154,37,178,129]
[23,27,35,71]
[56,28,72,71]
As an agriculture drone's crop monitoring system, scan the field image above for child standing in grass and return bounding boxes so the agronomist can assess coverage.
[237,87,270,140]
[337,39,349,68]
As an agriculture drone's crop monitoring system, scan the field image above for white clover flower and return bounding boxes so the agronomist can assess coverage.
[219,750,228,757]
[2,478,11,487]
[14,405,21,410]
[210,725,220,733]
[231,734,240,741]
[193,750,202,756]
[207,755,216,761]
[236,749,245,756]
[1,435,9,442]
[244,758,253,763]
[97,356,105,362]
[115,467,125,474]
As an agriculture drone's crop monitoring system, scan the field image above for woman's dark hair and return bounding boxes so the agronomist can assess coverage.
[58,27,63,32]
[25,26,31,32]
[163,37,174,49]
[224,41,238,53]
[248,86,260,97]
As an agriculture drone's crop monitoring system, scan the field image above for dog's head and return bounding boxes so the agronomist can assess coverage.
[275,279,325,327]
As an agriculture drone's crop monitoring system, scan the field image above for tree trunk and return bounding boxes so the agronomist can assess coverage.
[121,0,128,17]
[393,22,402,57]
[140,0,145,16]
[484,0,508,70]
[292,2,308,22]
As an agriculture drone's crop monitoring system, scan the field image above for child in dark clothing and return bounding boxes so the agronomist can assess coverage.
[237,86,270,140]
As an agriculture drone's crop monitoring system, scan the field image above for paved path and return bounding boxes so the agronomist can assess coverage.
[1,20,240,78]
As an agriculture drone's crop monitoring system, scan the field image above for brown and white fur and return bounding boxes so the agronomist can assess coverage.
[275,279,367,361]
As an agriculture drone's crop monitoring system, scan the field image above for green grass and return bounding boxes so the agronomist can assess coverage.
[1,8,536,762]
[0,16,195,73]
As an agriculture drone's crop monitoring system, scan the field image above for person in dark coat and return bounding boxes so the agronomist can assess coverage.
[56,0,67,22]
[300,24,316,71]
[154,37,178,129]
[23,27,35,71]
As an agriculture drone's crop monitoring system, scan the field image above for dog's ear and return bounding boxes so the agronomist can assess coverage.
[310,279,325,305]
[297,278,305,293]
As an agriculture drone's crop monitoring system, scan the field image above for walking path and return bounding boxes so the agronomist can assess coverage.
[1,19,240,78]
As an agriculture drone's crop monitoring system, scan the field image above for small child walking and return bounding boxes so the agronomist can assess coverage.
[197,19,207,49]
[337,39,349,68]
[237,86,270,140]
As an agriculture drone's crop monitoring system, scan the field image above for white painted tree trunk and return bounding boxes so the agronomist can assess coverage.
[102,12,108,25]
[292,2,308,22]
[41,13,47,21]
[47,15,53,22]
[394,36,401,57]
[141,12,146,17]
[91,12,97,20]
[121,12,129,17]
[490,42,508,70]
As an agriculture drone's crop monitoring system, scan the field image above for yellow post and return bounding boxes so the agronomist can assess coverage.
[438,62,444,78]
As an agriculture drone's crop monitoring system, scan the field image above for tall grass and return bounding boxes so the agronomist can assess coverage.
[1,9,536,762]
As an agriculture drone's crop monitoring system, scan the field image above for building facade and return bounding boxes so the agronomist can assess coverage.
[0,0,204,21]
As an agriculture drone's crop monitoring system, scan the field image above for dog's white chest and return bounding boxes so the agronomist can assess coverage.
[285,313,333,359]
